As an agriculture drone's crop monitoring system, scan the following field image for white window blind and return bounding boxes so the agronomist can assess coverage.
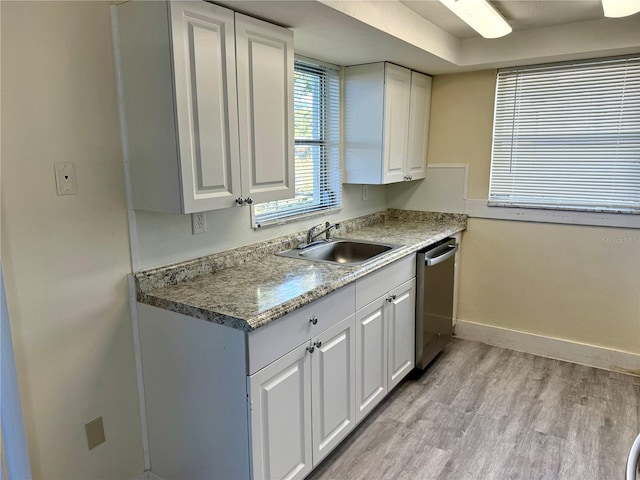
[253,58,341,227]
[489,55,640,214]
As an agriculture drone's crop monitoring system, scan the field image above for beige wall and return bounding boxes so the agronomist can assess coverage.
[134,183,387,270]
[458,219,640,353]
[389,70,640,355]
[1,2,143,478]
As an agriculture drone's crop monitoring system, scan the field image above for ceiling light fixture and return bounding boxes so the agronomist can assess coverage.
[438,0,512,39]
[601,0,640,17]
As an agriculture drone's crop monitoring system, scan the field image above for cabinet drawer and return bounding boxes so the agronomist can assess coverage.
[247,284,355,375]
[356,255,415,310]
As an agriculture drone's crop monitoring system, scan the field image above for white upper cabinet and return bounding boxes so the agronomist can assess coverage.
[169,2,241,213]
[115,1,294,214]
[407,72,431,181]
[344,62,432,185]
[382,64,412,184]
[235,14,295,205]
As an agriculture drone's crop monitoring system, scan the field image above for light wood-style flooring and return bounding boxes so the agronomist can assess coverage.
[308,338,640,480]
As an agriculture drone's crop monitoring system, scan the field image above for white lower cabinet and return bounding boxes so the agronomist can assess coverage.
[249,315,356,480]
[355,278,416,422]
[355,297,387,422]
[136,255,417,480]
[387,279,416,390]
[249,343,313,480]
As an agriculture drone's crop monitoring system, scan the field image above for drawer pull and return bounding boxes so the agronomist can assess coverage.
[309,316,318,325]
[314,341,322,349]
[306,345,315,353]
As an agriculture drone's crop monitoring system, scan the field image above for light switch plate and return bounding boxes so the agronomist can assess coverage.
[55,162,77,195]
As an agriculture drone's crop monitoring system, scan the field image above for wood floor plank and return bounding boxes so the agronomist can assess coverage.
[307,339,640,480]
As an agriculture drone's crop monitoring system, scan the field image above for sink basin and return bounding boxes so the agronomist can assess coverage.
[278,239,401,265]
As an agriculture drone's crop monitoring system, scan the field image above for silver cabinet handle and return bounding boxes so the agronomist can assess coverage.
[309,316,318,325]
[235,197,244,205]
[306,345,315,353]
[245,197,253,205]
[314,341,322,348]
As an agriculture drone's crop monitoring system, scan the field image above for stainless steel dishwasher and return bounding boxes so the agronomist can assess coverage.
[415,237,459,370]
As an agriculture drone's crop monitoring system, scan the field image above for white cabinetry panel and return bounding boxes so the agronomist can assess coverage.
[388,278,416,390]
[249,342,312,480]
[355,297,387,422]
[382,64,411,184]
[169,1,241,212]
[407,72,431,181]
[311,315,356,465]
[236,13,294,203]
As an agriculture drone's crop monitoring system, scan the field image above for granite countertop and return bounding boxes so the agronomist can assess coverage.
[135,210,467,331]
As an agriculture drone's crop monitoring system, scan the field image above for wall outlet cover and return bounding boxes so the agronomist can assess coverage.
[191,212,207,234]
[85,416,105,450]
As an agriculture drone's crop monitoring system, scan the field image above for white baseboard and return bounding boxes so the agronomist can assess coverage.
[454,319,640,376]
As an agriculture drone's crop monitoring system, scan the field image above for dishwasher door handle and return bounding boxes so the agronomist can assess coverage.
[627,433,640,480]
[425,243,459,267]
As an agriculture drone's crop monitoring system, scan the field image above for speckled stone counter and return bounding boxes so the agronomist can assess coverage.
[135,209,467,331]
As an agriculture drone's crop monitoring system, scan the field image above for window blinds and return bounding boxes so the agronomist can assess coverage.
[254,59,341,226]
[489,55,640,214]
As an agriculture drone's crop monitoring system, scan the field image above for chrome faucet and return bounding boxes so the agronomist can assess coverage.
[306,221,340,244]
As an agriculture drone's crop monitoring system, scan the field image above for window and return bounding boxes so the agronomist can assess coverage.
[253,58,341,227]
[489,55,640,214]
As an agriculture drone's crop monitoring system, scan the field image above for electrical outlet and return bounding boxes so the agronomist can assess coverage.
[54,161,77,195]
[362,185,369,201]
[85,416,105,450]
[191,212,206,234]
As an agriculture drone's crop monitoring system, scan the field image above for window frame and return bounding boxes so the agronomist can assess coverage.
[252,57,341,228]
[488,54,640,216]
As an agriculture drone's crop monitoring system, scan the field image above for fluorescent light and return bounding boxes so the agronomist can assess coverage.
[439,0,512,39]
[602,0,640,17]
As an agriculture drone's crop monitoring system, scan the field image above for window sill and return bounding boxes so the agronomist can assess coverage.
[251,207,342,230]
[464,199,640,229]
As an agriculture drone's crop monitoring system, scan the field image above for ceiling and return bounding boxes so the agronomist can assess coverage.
[218,0,640,74]
[401,1,605,39]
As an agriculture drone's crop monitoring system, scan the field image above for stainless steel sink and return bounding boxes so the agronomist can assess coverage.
[278,238,401,265]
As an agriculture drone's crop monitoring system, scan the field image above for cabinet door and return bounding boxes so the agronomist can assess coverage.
[311,315,356,466]
[355,296,388,423]
[382,64,411,184]
[249,343,312,480]
[406,72,431,181]
[169,1,242,213]
[387,278,416,391]
[236,13,295,204]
